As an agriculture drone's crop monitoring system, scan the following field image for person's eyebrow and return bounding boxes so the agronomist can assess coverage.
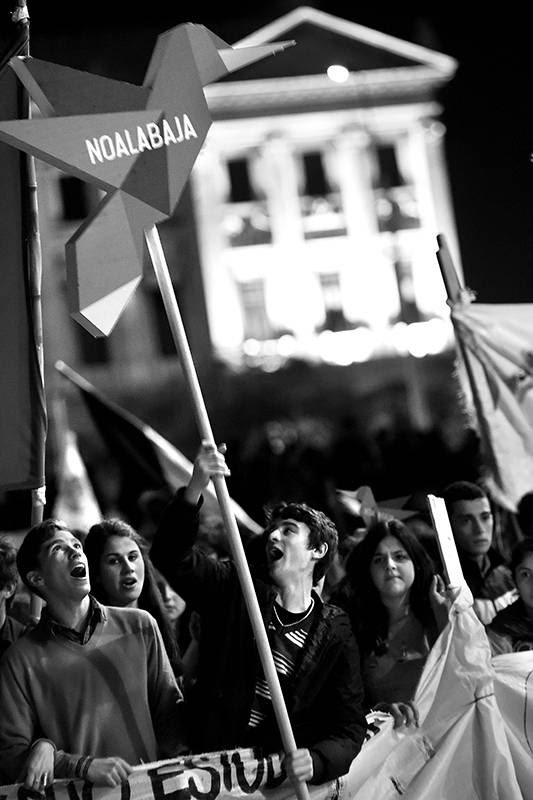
[43,534,73,552]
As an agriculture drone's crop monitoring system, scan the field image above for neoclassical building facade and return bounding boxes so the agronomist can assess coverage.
[36,8,460,422]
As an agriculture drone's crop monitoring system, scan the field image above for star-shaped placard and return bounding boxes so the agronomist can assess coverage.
[0,24,294,335]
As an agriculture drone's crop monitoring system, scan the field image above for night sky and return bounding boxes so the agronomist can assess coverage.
[5,2,533,304]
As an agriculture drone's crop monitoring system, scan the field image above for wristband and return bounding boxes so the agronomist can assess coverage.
[81,757,93,781]
[75,756,92,780]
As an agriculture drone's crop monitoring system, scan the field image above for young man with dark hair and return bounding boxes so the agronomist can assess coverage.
[442,480,517,623]
[0,519,187,788]
[150,442,367,788]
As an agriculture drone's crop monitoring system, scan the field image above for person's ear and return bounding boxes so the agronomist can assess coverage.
[313,542,328,560]
[3,581,17,600]
[26,571,44,591]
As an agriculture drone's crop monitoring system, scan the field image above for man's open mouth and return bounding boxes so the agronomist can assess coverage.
[70,564,87,578]
[269,546,283,562]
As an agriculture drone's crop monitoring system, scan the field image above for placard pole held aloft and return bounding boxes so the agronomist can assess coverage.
[144,224,310,800]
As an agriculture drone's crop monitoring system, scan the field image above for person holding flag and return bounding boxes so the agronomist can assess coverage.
[150,441,367,787]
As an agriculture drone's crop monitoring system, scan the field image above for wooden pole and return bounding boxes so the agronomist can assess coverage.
[145,224,310,800]
[13,0,46,621]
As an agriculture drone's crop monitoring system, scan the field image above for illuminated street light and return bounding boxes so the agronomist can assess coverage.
[327,64,349,83]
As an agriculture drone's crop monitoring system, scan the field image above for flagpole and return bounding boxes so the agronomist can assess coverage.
[145,224,310,800]
[13,0,46,621]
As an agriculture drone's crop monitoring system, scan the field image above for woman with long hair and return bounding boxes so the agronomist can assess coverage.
[333,517,451,728]
[84,518,182,680]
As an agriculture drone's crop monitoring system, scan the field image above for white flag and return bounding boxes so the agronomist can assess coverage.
[52,428,102,533]
[451,299,533,511]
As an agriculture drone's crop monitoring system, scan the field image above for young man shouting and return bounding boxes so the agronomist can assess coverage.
[150,442,367,788]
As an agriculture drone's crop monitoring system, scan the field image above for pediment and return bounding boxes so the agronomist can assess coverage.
[219,6,456,82]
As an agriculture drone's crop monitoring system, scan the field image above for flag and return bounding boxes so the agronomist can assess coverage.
[0,41,46,491]
[52,428,102,533]
[493,651,533,796]
[49,390,102,534]
[55,360,262,537]
[340,588,524,799]
[437,235,533,512]
[451,301,533,512]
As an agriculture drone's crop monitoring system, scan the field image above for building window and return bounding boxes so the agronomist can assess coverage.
[238,280,274,340]
[317,273,351,332]
[59,176,91,221]
[228,158,254,203]
[148,288,175,356]
[391,255,422,324]
[372,142,420,232]
[303,152,329,196]
[76,327,110,365]
[373,144,404,190]
[224,157,272,247]
[298,151,346,240]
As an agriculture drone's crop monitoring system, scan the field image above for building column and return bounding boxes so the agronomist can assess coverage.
[190,149,244,355]
[259,134,322,339]
[420,117,463,277]
[396,119,462,326]
[404,118,462,277]
[334,128,399,328]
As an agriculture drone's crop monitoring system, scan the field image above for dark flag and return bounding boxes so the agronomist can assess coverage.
[0,50,46,491]
[55,360,262,536]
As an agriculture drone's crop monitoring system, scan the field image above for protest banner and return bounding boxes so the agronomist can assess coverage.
[0,751,333,800]
[2,588,529,799]
[426,493,467,590]
[493,651,533,799]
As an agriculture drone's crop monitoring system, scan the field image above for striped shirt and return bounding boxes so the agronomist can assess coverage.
[247,598,317,730]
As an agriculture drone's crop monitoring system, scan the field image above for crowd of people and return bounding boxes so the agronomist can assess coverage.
[0,440,532,791]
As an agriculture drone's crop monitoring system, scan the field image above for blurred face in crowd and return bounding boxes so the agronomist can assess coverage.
[0,581,16,620]
[515,553,533,616]
[29,530,90,601]
[97,535,145,608]
[157,578,185,622]
[370,535,415,603]
[449,497,493,558]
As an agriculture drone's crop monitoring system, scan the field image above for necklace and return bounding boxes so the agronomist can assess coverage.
[273,597,315,627]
